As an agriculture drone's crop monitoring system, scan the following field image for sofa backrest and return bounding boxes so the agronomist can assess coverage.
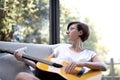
[0,41,55,59]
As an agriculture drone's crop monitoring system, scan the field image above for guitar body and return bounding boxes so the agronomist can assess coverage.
[36,58,102,80]
[35,68,67,80]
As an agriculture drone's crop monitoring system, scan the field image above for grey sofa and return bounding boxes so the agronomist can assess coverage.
[0,41,60,80]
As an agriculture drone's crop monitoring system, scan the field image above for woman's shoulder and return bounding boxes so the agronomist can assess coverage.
[84,49,97,54]
[53,43,71,52]
[84,49,97,58]
[59,43,71,47]
[55,43,71,49]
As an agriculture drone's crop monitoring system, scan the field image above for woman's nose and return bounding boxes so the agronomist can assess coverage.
[66,30,69,34]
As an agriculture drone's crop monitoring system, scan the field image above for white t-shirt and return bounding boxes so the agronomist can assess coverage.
[53,44,97,63]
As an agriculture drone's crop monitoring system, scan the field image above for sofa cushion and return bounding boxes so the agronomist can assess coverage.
[0,54,33,80]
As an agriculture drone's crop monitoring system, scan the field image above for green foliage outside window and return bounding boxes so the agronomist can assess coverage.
[0,0,49,43]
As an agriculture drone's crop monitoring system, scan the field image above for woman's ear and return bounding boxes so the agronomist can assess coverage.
[79,30,83,36]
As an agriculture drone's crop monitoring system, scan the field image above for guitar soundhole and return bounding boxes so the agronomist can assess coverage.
[35,67,67,80]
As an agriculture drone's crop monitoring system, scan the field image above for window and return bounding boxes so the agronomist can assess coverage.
[0,0,50,44]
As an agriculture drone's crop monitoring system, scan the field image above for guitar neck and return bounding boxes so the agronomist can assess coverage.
[22,54,63,68]
[0,49,63,68]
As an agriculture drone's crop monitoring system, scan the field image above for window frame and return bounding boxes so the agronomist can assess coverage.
[49,0,60,44]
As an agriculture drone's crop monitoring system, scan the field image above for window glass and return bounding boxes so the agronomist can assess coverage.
[0,0,49,44]
[59,0,80,43]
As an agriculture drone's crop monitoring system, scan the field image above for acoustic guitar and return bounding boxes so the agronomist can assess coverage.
[0,49,102,80]
[35,58,102,80]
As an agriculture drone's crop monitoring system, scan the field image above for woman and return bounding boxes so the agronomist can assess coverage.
[14,21,107,80]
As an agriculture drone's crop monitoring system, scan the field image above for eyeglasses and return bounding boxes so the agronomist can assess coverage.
[67,27,77,32]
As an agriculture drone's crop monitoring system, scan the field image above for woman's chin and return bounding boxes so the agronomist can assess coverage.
[67,39,72,42]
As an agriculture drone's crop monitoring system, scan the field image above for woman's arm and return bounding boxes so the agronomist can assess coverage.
[65,55,107,74]
[48,53,55,58]
[77,55,107,71]
[14,51,36,68]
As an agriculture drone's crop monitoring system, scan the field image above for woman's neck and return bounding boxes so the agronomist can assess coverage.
[70,40,84,52]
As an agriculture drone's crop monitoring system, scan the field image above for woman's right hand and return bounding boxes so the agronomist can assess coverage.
[14,51,24,61]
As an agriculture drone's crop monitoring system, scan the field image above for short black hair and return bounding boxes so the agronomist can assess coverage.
[67,21,90,42]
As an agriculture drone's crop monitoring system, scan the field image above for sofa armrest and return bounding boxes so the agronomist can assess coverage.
[0,54,33,80]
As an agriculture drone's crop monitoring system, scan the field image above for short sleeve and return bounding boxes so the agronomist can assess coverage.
[90,51,97,58]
